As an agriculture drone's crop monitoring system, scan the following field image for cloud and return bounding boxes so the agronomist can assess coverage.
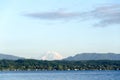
[24,10,82,20]
[86,4,120,26]
[24,4,120,27]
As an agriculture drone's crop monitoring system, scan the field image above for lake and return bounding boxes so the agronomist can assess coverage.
[0,70,120,80]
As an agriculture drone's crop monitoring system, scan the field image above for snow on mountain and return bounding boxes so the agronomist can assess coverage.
[41,51,63,60]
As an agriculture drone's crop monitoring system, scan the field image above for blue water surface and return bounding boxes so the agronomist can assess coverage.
[0,70,119,80]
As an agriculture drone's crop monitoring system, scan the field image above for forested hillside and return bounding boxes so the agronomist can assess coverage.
[0,59,120,71]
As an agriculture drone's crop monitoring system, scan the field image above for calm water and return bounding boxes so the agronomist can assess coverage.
[0,70,120,80]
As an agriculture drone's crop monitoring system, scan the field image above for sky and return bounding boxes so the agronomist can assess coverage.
[0,0,120,58]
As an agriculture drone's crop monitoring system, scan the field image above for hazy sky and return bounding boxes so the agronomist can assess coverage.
[0,0,120,58]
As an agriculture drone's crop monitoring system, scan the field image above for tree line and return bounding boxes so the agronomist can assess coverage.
[0,59,120,71]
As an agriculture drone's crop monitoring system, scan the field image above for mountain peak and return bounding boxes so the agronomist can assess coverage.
[41,51,63,60]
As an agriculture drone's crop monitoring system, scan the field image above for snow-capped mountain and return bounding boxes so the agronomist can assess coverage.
[41,51,63,60]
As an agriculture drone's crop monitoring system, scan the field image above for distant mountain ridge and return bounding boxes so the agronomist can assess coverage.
[64,53,120,60]
[1,53,120,61]
[0,53,24,60]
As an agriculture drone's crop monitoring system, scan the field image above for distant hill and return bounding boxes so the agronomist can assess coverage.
[64,53,120,60]
[0,53,24,60]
